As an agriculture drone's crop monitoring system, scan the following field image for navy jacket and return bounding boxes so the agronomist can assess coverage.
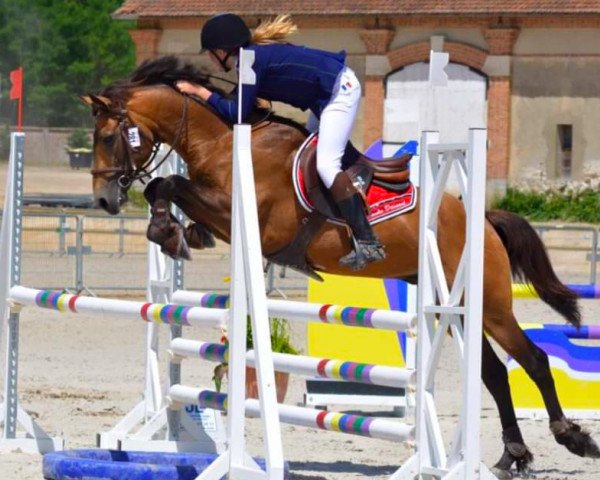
[207,43,346,123]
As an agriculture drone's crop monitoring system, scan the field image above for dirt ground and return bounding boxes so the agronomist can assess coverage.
[1,163,600,479]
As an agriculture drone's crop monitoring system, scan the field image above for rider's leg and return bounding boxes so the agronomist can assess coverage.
[330,172,385,269]
[316,67,385,270]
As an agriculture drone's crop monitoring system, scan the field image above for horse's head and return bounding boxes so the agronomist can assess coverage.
[83,56,225,215]
[82,93,159,214]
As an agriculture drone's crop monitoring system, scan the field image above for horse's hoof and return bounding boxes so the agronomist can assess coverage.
[491,467,513,480]
[552,418,600,458]
[585,438,600,458]
[162,235,192,261]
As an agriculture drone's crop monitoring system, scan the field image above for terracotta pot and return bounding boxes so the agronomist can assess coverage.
[245,366,289,403]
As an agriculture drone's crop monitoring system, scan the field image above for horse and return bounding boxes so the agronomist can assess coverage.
[83,56,599,478]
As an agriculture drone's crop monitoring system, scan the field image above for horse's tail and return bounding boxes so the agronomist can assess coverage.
[486,209,581,327]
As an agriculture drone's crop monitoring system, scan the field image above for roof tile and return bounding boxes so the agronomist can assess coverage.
[114,1,600,18]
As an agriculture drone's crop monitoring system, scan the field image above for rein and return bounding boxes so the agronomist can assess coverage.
[91,95,189,188]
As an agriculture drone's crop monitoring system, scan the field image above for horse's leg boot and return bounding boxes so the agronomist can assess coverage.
[330,173,385,270]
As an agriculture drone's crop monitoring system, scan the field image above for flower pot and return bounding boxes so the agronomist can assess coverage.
[245,366,289,403]
[67,149,93,169]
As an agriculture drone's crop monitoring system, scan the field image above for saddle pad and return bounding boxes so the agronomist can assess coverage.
[292,136,417,226]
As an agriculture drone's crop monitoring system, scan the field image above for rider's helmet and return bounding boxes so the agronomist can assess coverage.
[200,13,251,52]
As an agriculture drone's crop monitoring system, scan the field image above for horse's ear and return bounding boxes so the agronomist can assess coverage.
[86,94,112,111]
[80,95,93,106]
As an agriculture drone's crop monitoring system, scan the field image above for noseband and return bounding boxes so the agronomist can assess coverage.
[91,95,189,189]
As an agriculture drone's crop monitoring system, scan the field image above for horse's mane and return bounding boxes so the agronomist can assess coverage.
[99,56,308,134]
[99,56,226,103]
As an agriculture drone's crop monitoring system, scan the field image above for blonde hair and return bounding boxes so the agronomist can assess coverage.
[251,15,298,45]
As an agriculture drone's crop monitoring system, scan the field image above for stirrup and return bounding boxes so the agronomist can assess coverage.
[339,236,386,271]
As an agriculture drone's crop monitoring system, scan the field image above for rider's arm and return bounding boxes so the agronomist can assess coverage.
[206,81,257,123]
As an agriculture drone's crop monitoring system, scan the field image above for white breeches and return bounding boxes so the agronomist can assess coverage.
[307,66,361,188]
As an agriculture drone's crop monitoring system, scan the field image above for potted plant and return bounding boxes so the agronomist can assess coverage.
[65,129,93,169]
[213,317,299,403]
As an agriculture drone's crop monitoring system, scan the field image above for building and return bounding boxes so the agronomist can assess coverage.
[114,1,600,198]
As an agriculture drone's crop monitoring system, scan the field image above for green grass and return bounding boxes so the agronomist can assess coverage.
[493,187,600,223]
[127,188,148,211]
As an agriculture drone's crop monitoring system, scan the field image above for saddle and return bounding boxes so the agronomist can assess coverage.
[299,135,412,220]
[266,134,416,280]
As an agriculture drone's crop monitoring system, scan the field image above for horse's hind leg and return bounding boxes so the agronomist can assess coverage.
[485,316,600,460]
[481,335,533,479]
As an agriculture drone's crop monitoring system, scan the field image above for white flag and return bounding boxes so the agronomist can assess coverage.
[239,48,256,86]
[429,50,449,87]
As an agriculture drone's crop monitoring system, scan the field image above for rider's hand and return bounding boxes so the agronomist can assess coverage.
[175,81,212,101]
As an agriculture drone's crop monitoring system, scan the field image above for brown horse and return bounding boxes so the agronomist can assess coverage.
[84,57,598,478]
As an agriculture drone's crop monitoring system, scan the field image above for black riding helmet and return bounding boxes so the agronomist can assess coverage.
[200,13,251,53]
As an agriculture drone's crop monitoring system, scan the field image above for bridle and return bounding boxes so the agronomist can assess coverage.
[90,83,273,189]
[91,94,189,189]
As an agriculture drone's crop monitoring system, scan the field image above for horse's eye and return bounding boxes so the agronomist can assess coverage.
[102,134,116,147]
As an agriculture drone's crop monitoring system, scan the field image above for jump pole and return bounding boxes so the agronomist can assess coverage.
[172,290,416,331]
[169,338,416,389]
[169,385,414,443]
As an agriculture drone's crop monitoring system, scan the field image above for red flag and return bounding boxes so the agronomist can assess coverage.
[9,67,23,100]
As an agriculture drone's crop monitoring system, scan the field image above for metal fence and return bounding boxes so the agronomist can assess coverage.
[532,224,598,285]
[2,210,598,295]
[15,211,307,296]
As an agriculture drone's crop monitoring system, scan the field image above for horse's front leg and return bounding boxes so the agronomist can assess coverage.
[143,176,215,260]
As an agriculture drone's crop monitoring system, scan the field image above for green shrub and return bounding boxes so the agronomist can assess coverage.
[246,317,299,355]
[493,187,600,223]
[127,189,148,210]
[67,129,92,150]
[213,316,299,391]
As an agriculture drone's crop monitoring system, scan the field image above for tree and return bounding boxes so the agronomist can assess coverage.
[0,0,135,128]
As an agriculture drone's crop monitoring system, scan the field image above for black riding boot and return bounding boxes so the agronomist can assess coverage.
[330,173,385,270]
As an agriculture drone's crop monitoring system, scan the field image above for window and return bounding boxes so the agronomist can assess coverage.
[557,125,572,178]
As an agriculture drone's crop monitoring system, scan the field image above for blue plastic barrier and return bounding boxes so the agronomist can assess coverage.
[43,449,290,480]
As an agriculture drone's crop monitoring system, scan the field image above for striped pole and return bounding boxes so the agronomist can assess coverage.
[172,290,416,332]
[512,283,600,299]
[168,385,414,443]
[170,338,415,389]
[519,323,600,340]
[9,286,227,327]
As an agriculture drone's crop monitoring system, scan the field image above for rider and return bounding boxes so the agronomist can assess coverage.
[176,13,385,270]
